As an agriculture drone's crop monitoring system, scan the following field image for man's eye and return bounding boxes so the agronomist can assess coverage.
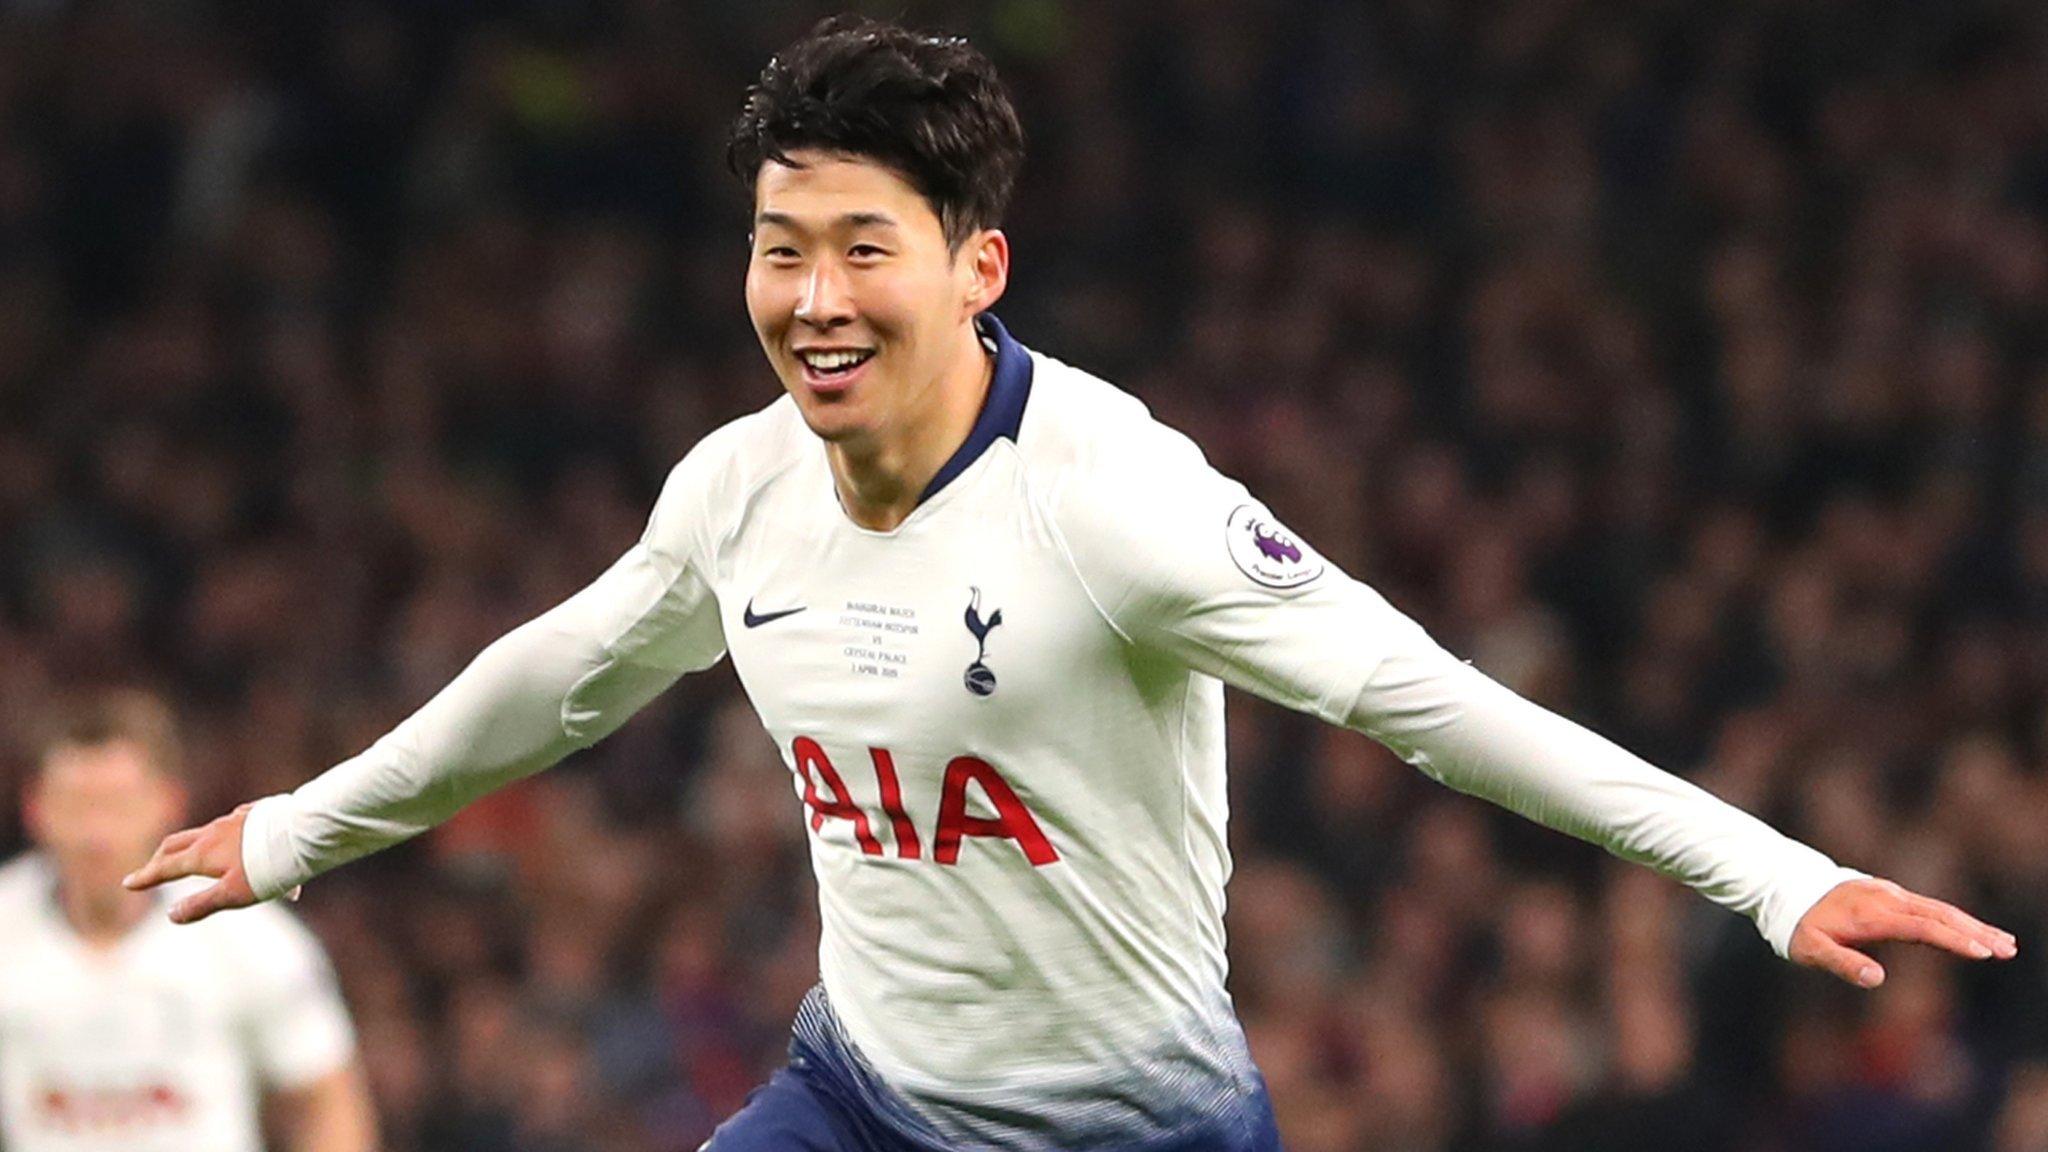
[761,246,800,260]
[849,244,887,259]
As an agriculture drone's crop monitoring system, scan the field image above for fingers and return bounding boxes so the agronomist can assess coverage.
[123,807,262,924]
[169,875,241,925]
[161,827,203,855]
[123,826,211,891]
[1869,912,1998,960]
[1798,882,2021,987]
[169,865,257,924]
[1904,894,2018,959]
[1851,885,2019,960]
[1802,932,1886,988]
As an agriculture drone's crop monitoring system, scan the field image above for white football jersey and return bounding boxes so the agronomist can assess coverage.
[242,315,1860,1150]
[0,854,355,1152]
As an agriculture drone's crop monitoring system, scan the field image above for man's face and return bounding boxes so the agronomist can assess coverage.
[745,150,998,448]
[26,740,182,896]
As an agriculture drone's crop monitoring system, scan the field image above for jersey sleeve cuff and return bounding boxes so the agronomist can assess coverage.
[1758,861,1869,959]
[241,793,306,903]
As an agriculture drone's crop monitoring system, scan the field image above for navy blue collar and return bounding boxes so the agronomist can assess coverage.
[918,312,1034,504]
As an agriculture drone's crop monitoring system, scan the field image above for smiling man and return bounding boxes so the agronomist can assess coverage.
[129,15,2017,1152]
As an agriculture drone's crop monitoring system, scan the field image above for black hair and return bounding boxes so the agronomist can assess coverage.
[726,15,1025,250]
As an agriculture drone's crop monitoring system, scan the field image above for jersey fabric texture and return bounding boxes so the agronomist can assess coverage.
[0,853,355,1152]
[239,314,1863,1151]
[703,987,1280,1152]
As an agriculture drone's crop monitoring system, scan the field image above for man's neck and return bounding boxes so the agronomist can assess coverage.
[828,332,995,531]
[55,875,152,948]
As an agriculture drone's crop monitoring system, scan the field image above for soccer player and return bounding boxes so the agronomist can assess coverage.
[128,16,2016,1152]
[2,689,375,1152]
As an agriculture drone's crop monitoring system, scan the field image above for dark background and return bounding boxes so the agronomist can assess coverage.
[2,1,2047,1149]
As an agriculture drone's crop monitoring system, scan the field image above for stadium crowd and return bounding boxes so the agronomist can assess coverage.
[3,1,2048,1149]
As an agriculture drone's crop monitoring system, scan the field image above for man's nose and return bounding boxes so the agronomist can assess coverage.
[795,259,855,327]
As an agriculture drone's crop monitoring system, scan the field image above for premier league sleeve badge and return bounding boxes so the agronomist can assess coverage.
[1224,504,1326,590]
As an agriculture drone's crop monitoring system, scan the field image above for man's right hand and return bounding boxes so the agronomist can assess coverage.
[124,803,260,924]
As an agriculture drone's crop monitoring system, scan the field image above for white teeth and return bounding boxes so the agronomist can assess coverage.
[799,349,873,372]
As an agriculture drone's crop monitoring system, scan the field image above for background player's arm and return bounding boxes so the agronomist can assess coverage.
[1049,429,2014,986]
[127,451,729,921]
[266,1062,377,1152]
[242,906,377,1151]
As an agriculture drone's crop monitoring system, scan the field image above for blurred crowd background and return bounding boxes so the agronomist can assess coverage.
[3,1,2048,1149]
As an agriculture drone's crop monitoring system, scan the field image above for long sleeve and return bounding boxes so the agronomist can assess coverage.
[1046,419,1859,957]
[1338,617,1863,956]
[240,455,729,901]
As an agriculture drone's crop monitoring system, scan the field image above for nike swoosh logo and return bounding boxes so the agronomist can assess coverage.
[743,599,806,628]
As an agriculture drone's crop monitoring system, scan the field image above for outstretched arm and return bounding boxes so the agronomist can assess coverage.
[126,457,728,922]
[1045,422,2015,985]
[1343,625,2015,983]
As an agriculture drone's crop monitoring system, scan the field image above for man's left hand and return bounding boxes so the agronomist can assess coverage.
[1790,876,2018,988]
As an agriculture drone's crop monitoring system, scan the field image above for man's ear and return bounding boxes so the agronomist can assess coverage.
[961,229,1010,317]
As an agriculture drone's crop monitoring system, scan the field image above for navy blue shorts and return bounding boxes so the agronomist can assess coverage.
[700,1057,918,1152]
[704,1030,1285,1152]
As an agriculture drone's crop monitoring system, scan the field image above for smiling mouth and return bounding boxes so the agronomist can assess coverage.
[795,349,876,379]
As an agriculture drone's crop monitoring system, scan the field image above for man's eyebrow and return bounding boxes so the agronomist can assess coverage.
[754,211,902,230]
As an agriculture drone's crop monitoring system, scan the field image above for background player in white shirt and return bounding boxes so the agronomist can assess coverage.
[128,15,2017,1152]
[1,690,375,1152]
